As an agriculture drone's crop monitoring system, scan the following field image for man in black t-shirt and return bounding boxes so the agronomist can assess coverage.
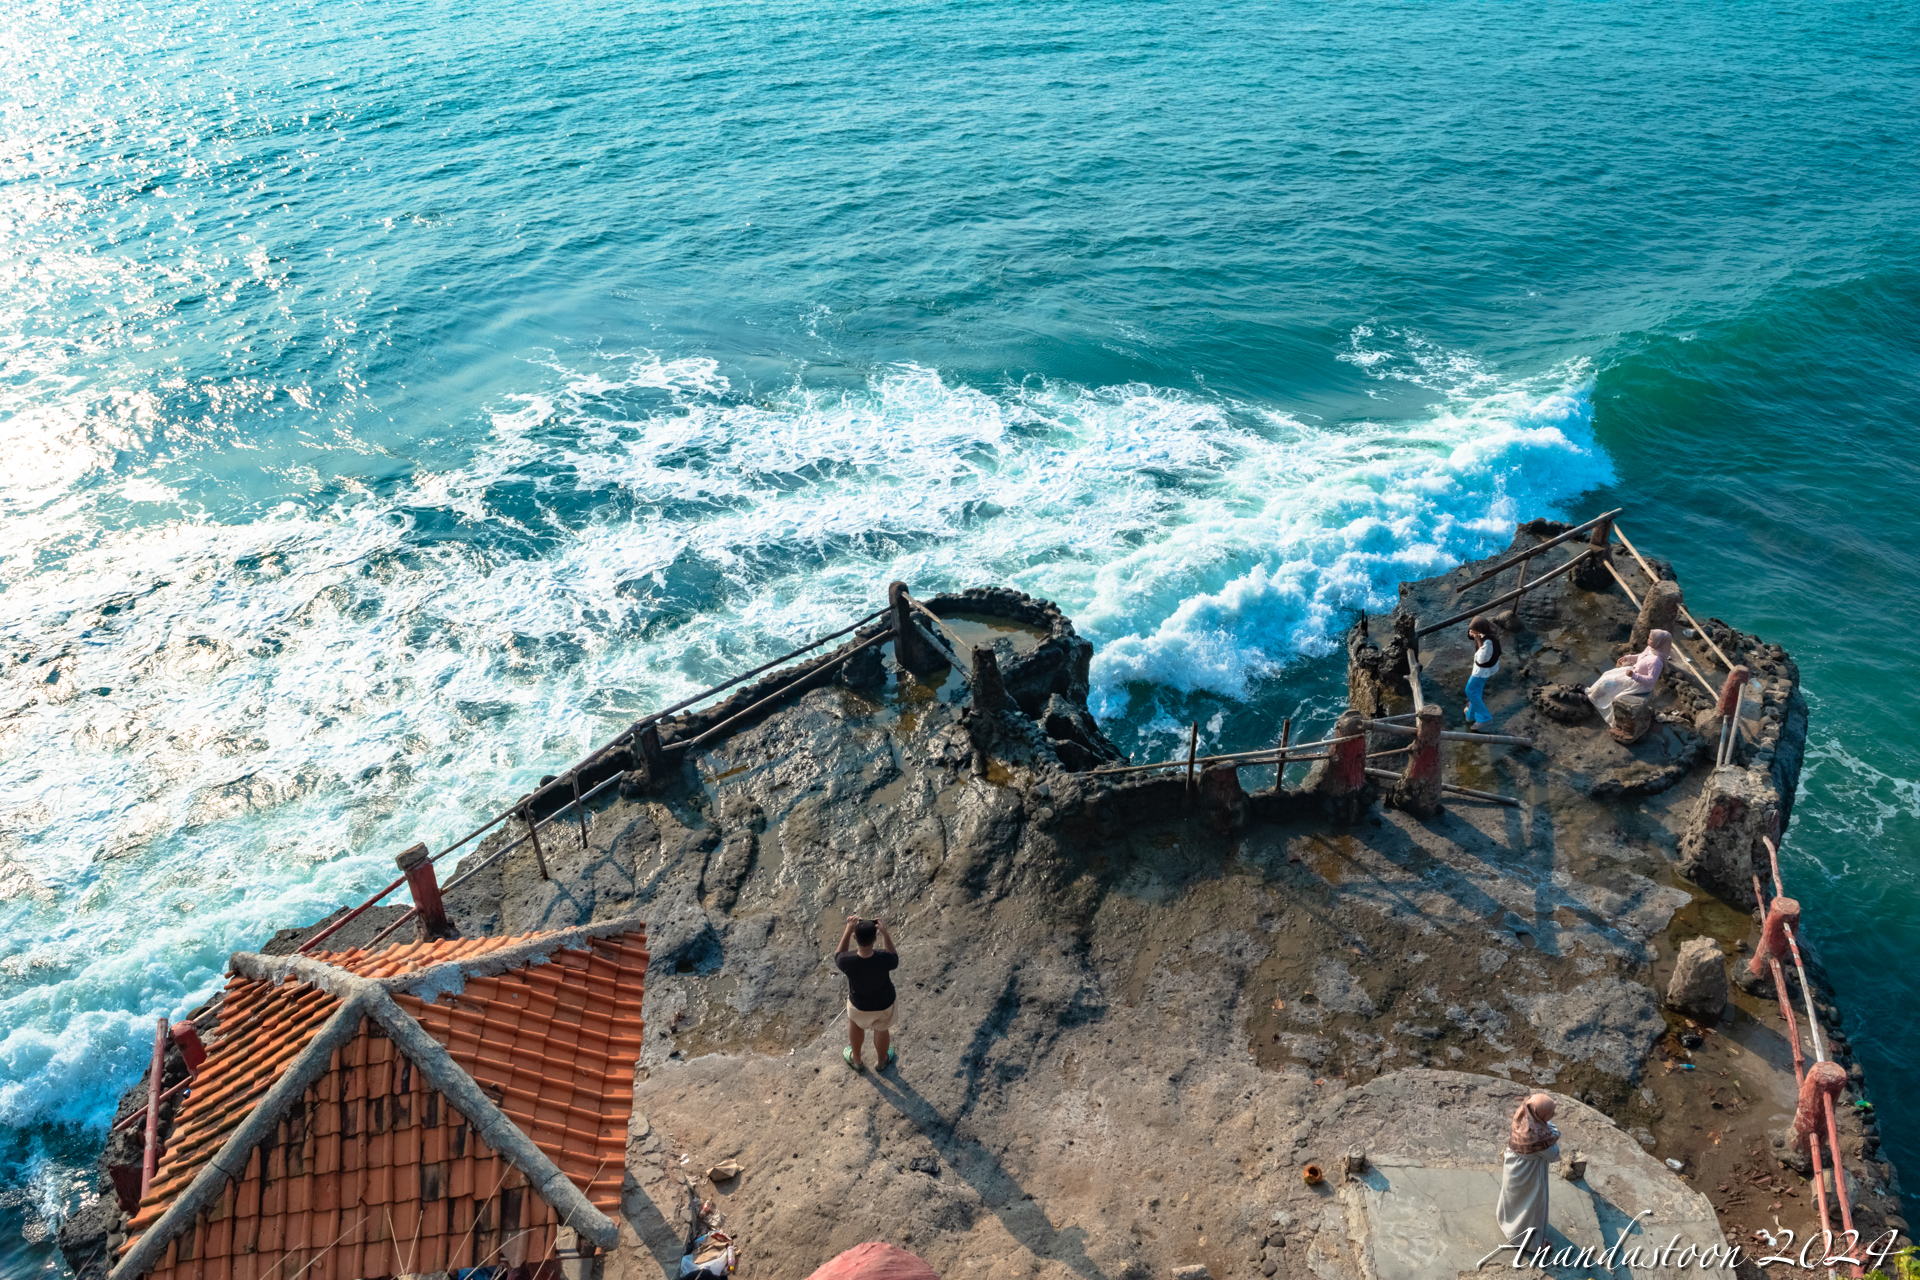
[834,915,899,1071]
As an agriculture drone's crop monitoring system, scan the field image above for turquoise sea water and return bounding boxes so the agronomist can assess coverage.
[4,1,1918,1270]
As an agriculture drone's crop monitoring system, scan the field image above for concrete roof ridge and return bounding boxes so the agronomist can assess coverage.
[225,913,648,998]
[385,913,649,1001]
[107,992,374,1280]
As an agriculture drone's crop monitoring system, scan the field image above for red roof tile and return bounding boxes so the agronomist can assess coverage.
[117,924,647,1280]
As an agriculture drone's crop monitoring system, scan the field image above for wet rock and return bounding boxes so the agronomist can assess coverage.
[1198,763,1249,833]
[1666,937,1729,1019]
[1040,692,1123,770]
[1508,977,1664,1082]
[1630,578,1684,651]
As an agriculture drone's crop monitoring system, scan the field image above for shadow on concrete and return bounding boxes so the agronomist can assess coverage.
[863,974,1110,1280]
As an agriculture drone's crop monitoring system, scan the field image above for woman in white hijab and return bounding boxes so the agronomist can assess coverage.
[1496,1093,1561,1247]
[1586,629,1673,715]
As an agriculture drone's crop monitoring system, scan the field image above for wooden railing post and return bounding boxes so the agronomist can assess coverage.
[521,801,551,880]
[1574,514,1617,590]
[1184,723,1199,806]
[889,581,935,674]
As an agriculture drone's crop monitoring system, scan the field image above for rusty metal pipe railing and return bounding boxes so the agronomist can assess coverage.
[139,1019,167,1196]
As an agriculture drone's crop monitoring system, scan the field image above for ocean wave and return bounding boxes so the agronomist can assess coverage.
[0,344,1609,1133]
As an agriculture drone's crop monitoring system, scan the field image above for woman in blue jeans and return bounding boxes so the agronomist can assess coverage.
[1464,615,1500,730]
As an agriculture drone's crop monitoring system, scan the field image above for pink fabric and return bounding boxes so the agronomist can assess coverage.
[1627,629,1672,687]
[806,1243,940,1280]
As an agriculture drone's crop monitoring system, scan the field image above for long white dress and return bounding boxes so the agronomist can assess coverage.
[1495,1143,1559,1248]
[1586,668,1645,714]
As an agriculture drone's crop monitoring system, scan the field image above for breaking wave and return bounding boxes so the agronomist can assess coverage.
[0,339,1611,1141]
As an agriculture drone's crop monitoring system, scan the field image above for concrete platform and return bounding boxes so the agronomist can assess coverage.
[1274,1071,1738,1279]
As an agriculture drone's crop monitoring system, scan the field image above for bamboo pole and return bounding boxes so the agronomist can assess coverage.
[1089,731,1362,776]
[1363,720,1535,748]
[907,599,976,677]
[1406,646,1425,712]
[674,629,891,751]
[572,772,588,850]
[1449,508,1624,595]
[1416,549,1597,638]
[1361,769,1520,806]
[1612,522,1741,672]
[522,801,550,881]
[1602,558,1643,611]
[1091,750,1331,778]
[1276,718,1291,791]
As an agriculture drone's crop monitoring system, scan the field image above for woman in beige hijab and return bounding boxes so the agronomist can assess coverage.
[1496,1093,1560,1247]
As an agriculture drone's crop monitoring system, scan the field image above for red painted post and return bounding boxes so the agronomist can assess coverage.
[397,842,457,940]
[168,1022,206,1073]
[140,1017,168,1196]
[1328,711,1367,793]
[1716,665,1752,717]
[1403,704,1443,788]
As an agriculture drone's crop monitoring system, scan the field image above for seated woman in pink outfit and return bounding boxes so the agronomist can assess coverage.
[1586,629,1673,714]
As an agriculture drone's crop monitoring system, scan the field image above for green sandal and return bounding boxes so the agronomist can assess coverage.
[883,1045,898,1070]
[843,1046,865,1071]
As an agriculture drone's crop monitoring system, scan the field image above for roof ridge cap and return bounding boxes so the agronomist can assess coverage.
[228,913,648,999]
[388,914,649,1000]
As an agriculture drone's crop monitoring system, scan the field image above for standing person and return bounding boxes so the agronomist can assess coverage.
[834,915,898,1071]
[1495,1093,1561,1249]
[1585,628,1673,715]
[1463,615,1501,731]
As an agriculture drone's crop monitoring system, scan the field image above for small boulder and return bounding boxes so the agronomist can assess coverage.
[1666,937,1728,1018]
[1173,1268,1212,1280]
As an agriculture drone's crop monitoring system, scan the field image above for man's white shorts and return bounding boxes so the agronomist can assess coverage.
[846,1002,895,1031]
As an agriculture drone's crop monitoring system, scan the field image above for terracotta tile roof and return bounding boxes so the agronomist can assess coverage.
[394,936,647,1210]
[113,920,648,1280]
[323,932,560,980]
[131,976,343,1217]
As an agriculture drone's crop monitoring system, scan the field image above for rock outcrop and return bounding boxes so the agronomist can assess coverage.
[1667,937,1729,1019]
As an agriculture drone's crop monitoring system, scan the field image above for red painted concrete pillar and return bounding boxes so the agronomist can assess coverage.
[1750,896,1801,978]
[397,842,458,941]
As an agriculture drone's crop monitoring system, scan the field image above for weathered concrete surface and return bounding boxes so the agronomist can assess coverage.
[1353,526,1901,1268]
[1281,1072,1734,1279]
[61,554,1897,1280]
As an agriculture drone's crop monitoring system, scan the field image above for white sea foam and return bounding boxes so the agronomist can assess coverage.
[0,343,1611,1132]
